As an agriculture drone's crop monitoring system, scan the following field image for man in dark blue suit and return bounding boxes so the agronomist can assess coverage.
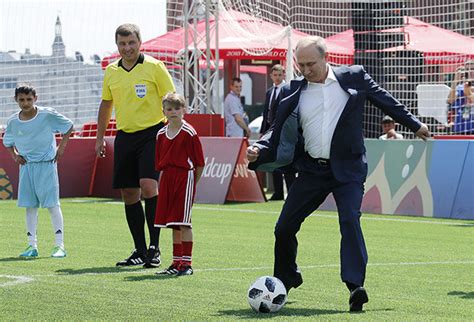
[247,36,430,312]
[260,64,295,200]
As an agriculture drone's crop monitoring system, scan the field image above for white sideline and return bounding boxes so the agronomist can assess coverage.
[193,206,474,226]
[68,200,473,227]
[0,275,34,287]
[196,260,474,272]
[2,260,473,281]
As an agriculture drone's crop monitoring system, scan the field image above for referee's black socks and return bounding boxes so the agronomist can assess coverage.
[144,196,160,249]
[124,201,147,255]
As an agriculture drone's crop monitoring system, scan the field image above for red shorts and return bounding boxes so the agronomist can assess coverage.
[154,167,196,228]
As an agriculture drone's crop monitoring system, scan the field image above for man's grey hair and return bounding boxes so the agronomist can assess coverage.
[295,36,327,57]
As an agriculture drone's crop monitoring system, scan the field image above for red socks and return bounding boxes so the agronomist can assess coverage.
[181,241,193,267]
[172,241,193,267]
[172,243,182,266]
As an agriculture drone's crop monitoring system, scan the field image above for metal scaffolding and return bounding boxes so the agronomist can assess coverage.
[183,0,220,114]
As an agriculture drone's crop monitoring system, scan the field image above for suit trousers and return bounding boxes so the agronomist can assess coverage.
[273,161,368,290]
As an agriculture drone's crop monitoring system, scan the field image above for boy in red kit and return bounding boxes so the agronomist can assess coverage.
[154,93,205,276]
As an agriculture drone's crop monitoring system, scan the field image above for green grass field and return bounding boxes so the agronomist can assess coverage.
[0,198,473,321]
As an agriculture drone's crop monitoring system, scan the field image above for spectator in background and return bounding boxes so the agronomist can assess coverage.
[261,64,295,200]
[224,77,251,137]
[95,23,176,268]
[447,61,473,124]
[379,115,404,140]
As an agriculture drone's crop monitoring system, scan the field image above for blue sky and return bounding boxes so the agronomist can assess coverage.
[0,0,167,62]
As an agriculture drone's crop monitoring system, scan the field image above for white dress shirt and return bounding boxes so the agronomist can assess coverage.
[379,133,404,140]
[298,65,349,159]
[270,81,285,103]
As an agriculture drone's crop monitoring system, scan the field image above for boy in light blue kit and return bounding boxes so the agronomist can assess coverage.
[3,83,73,258]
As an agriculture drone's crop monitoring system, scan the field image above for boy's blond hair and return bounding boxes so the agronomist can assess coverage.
[162,93,186,109]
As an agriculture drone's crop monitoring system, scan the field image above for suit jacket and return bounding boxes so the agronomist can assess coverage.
[260,85,283,134]
[248,65,422,183]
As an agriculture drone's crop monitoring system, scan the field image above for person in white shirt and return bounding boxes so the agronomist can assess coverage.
[224,77,251,137]
[247,36,430,312]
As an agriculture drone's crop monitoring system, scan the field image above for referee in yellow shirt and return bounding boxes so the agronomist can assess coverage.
[95,23,175,268]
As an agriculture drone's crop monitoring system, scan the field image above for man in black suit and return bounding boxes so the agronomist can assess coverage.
[247,36,430,311]
[260,64,295,201]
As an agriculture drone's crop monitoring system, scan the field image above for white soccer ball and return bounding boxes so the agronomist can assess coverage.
[247,276,287,313]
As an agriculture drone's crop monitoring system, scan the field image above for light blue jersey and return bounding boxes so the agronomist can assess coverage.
[3,106,73,208]
[3,106,73,162]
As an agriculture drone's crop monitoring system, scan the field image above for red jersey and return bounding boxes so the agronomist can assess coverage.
[155,121,205,171]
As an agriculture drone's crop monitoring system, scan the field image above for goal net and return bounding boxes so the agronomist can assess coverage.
[214,0,474,138]
[0,0,473,138]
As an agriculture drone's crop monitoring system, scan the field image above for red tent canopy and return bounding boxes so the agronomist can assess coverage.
[101,10,352,69]
[188,10,352,64]
[326,16,474,65]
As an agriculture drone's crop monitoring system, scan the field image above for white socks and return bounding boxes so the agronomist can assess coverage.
[25,207,38,248]
[48,206,64,248]
[25,207,64,248]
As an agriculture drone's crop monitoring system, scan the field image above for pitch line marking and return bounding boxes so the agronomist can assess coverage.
[195,260,474,272]
[0,275,34,287]
[7,260,474,278]
[193,206,474,226]
[67,200,472,226]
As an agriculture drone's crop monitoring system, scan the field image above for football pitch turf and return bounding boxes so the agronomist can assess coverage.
[0,198,473,321]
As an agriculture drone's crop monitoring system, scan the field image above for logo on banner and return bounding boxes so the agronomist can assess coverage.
[201,157,232,184]
[135,84,146,98]
[233,158,257,178]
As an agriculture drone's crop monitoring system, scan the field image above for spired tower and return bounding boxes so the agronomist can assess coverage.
[51,16,66,62]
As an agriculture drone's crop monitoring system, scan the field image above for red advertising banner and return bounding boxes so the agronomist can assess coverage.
[0,137,266,204]
[183,114,224,137]
[194,137,243,204]
[58,138,96,197]
[0,146,18,200]
[90,137,121,199]
[0,138,96,199]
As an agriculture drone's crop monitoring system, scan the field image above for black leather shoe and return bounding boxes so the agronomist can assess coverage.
[349,286,369,312]
[283,272,303,293]
[293,273,303,289]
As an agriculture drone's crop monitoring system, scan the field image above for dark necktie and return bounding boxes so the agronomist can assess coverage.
[267,86,278,124]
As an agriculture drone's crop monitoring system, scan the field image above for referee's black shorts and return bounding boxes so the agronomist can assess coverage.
[113,123,164,189]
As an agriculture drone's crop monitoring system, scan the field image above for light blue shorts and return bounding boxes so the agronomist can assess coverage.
[18,161,60,208]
